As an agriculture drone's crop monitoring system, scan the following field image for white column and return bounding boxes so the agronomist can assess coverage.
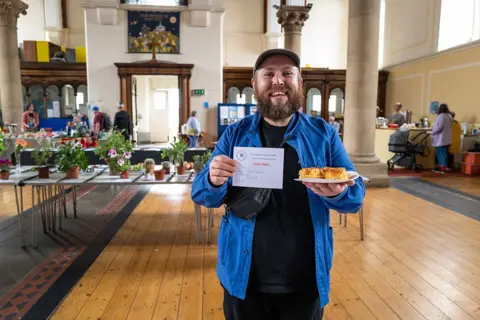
[343,0,389,187]
[0,0,28,127]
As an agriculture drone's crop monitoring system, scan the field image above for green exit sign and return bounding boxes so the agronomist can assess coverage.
[191,89,205,96]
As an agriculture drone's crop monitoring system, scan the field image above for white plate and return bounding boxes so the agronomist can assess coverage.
[295,171,360,183]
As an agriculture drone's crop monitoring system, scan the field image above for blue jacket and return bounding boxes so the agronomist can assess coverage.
[191,111,365,307]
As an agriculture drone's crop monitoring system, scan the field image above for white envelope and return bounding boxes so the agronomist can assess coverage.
[232,146,284,189]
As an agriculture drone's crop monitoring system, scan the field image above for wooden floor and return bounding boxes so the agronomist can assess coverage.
[420,176,480,196]
[0,186,34,218]
[41,179,480,319]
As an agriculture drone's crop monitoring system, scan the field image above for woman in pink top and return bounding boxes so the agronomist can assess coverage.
[431,104,453,172]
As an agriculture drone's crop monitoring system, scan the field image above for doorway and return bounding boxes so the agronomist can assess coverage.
[133,75,179,144]
[114,61,194,144]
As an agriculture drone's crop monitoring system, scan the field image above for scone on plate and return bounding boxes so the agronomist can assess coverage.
[322,167,349,180]
[298,167,348,180]
[299,167,324,178]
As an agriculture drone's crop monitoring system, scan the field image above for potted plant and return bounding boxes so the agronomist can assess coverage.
[161,147,175,174]
[193,150,212,173]
[161,161,171,174]
[32,139,53,179]
[116,155,132,179]
[0,159,11,180]
[0,131,5,155]
[14,138,27,170]
[94,130,133,175]
[55,141,88,179]
[169,137,188,175]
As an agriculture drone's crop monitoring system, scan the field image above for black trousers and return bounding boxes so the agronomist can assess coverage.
[223,289,324,320]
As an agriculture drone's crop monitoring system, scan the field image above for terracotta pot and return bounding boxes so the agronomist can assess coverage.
[176,165,185,175]
[120,171,130,179]
[154,169,165,181]
[66,166,79,179]
[1,171,10,180]
[38,166,50,179]
[163,166,170,174]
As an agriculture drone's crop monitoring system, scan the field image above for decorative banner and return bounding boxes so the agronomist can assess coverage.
[127,11,180,54]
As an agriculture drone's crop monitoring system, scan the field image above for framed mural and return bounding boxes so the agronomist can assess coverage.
[127,11,180,54]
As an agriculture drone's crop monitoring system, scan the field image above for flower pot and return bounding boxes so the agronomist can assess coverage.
[105,158,120,176]
[1,171,10,180]
[65,166,79,179]
[38,166,50,179]
[120,171,130,179]
[154,169,165,181]
[176,165,185,175]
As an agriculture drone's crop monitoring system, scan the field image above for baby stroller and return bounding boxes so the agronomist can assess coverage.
[387,129,429,172]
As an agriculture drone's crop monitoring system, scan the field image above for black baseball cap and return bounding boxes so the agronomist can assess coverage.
[253,48,301,75]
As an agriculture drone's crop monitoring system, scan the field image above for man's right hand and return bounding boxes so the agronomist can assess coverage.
[209,155,237,187]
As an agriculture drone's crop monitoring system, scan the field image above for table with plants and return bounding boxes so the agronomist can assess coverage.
[0,130,214,248]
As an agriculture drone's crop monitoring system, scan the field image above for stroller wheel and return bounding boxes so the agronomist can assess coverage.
[413,164,423,173]
[387,160,394,170]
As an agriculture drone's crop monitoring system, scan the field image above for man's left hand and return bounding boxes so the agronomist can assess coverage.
[303,180,355,197]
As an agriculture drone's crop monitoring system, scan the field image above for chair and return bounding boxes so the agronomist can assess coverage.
[337,176,369,241]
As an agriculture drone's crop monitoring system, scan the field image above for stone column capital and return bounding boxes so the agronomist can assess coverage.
[276,5,311,34]
[0,0,28,26]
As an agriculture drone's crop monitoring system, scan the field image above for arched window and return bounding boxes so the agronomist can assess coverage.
[438,0,480,51]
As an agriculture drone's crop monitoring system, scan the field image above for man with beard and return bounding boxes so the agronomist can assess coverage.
[191,49,365,320]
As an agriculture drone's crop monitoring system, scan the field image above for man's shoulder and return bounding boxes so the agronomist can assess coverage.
[298,113,331,133]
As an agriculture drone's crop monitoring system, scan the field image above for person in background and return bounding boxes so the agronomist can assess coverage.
[92,106,104,134]
[329,115,340,133]
[191,48,365,320]
[113,103,131,140]
[431,104,453,172]
[390,102,406,126]
[186,111,201,148]
[22,104,39,132]
[448,111,461,169]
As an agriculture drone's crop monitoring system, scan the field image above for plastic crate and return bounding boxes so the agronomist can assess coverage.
[464,152,480,165]
[462,162,480,176]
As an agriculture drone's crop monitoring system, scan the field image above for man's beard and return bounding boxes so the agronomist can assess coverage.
[254,84,304,120]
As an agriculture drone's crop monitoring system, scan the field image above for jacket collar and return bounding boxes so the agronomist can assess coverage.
[239,111,303,135]
[239,111,304,147]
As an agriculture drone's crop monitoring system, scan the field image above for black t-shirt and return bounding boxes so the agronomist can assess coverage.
[249,119,317,296]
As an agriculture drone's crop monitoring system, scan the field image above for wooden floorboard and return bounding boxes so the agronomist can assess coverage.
[48,180,480,320]
[420,176,480,197]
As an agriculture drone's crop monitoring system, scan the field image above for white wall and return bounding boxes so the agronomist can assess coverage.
[382,0,441,67]
[301,0,349,68]
[17,0,86,46]
[66,0,86,47]
[222,0,350,68]
[85,8,223,142]
[18,0,46,44]
[223,0,264,67]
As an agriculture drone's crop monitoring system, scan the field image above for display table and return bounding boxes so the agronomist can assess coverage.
[18,147,210,166]
[2,167,213,248]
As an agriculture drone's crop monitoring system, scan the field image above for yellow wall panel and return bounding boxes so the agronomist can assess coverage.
[36,41,50,62]
[75,46,86,62]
